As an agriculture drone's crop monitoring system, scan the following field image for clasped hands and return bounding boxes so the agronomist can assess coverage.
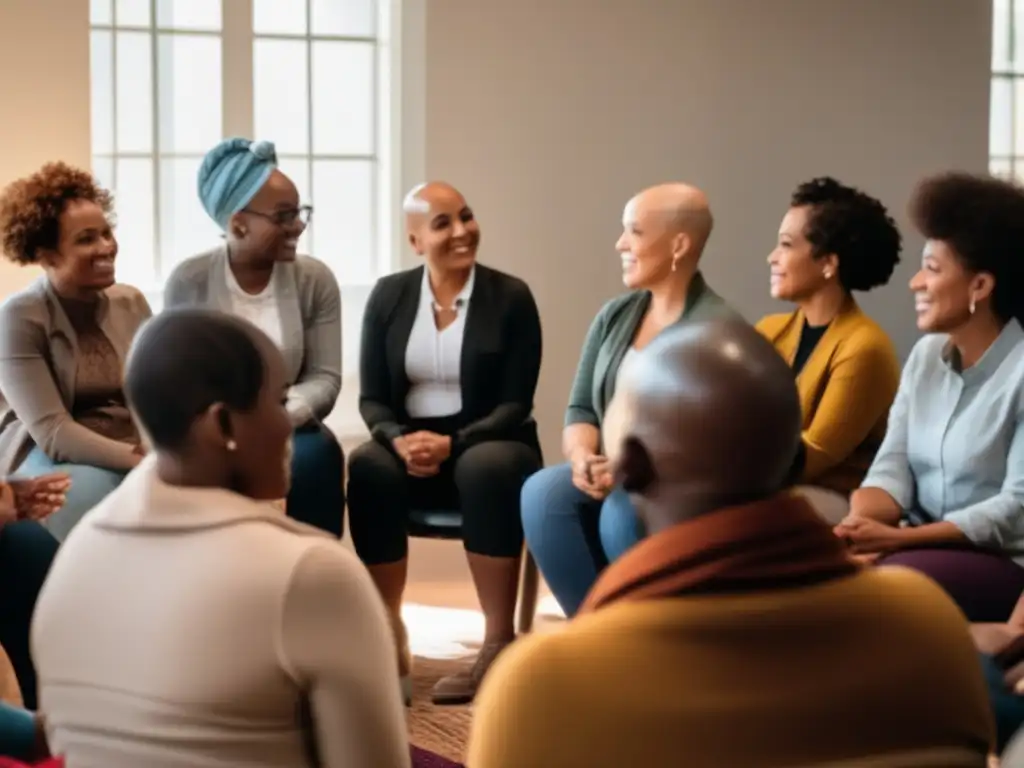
[570,451,614,500]
[0,472,71,527]
[832,514,911,565]
[393,431,452,478]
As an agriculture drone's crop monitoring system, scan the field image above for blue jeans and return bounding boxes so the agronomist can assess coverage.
[286,425,345,538]
[980,652,1024,752]
[0,520,59,710]
[17,447,126,541]
[521,462,641,617]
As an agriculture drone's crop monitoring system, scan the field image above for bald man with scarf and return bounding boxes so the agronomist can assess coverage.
[470,318,993,768]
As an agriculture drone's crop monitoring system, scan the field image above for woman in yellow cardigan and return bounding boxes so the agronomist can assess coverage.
[757,177,902,512]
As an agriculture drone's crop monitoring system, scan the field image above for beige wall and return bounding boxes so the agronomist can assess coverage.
[0,0,91,293]
[0,0,992,591]
[423,0,991,466]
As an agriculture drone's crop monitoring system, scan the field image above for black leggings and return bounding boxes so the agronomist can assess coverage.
[347,437,541,564]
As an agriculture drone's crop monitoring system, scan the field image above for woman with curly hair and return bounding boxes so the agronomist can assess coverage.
[836,171,1024,622]
[757,177,902,521]
[0,162,152,540]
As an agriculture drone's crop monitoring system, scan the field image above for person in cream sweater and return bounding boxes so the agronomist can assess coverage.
[31,309,410,768]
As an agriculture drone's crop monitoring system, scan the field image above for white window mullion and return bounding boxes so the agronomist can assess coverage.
[222,0,254,138]
[148,0,162,281]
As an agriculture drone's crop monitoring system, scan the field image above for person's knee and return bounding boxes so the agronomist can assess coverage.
[0,521,58,584]
[292,428,344,493]
[599,489,641,561]
[65,466,123,505]
[44,466,124,540]
[455,441,539,494]
[347,440,401,486]
[291,429,344,483]
[520,463,577,525]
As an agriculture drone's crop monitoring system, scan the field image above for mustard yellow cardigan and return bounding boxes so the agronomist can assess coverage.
[467,568,992,767]
[756,300,900,495]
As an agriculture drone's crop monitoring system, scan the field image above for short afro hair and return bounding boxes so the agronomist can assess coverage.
[909,171,1024,325]
[0,162,113,265]
[125,309,268,452]
[790,177,902,293]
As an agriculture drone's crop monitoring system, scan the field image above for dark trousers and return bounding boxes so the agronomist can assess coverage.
[878,547,1024,622]
[347,428,541,565]
[0,520,59,709]
[286,425,345,538]
[980,652,1024,753]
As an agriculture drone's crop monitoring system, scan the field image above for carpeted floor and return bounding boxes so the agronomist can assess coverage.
[407,655,473,765]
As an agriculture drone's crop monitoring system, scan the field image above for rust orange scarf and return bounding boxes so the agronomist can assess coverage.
[579,492,859,614]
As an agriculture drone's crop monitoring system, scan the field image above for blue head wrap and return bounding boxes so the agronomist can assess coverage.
[197,137,278,229]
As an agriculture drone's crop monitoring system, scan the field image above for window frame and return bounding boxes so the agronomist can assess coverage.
[89,0,400,299]
[991,0,1024,178]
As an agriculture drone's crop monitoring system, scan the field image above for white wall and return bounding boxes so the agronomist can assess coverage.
[0,0,992,591]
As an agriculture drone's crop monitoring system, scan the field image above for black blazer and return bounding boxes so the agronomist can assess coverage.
[359,263,542,455]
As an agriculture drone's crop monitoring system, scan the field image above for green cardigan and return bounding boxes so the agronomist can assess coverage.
[565,272,742,428]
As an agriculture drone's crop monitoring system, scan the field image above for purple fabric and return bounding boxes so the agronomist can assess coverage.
[411,745,464,768]
[878,546,1024,622]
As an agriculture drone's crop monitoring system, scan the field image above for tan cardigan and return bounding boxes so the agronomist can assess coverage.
[31,457,410,768]
[0,277,152,475]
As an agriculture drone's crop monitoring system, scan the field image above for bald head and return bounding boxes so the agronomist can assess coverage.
[403,181,480,267]
[403,181,464,223]
[630,182,713,254]
[604,317,801,530]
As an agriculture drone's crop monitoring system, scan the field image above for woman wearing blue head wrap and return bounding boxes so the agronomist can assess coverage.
[164,137,345,537]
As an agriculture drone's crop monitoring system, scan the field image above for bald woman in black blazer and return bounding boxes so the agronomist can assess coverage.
[348,182,542,707]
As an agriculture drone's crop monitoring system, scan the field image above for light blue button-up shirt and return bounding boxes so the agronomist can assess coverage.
[862,319,1024,563]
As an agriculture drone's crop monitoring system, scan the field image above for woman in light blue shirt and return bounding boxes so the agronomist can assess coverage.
[836,172,1024,621]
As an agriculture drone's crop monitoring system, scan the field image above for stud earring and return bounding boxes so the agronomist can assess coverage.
[226,439,237,452]
[823,270,834,280]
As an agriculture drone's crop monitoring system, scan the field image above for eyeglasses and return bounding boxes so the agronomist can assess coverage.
[242,204,313,227]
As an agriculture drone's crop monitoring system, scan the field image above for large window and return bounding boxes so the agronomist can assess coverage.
[992,0,1024,178]
[89,0,394,294]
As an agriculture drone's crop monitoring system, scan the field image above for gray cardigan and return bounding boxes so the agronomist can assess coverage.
[566,271,742,428]
[164,246,342,426]
[0,277,152,475]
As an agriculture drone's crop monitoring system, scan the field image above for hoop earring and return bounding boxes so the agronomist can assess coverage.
[226,439,238,452]
[671,258,678,273]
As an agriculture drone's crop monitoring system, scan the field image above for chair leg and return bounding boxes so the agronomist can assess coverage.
[516,549,540,635]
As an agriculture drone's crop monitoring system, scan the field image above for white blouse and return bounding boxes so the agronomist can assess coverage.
[225,263,284,351]
[404,267,475,418]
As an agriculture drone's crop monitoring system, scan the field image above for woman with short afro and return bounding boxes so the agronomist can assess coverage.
[757,176,902,520]
[0,162,152,540]
[839,171,1024,623]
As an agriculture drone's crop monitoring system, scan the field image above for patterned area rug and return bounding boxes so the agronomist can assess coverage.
[408,655,473,766]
